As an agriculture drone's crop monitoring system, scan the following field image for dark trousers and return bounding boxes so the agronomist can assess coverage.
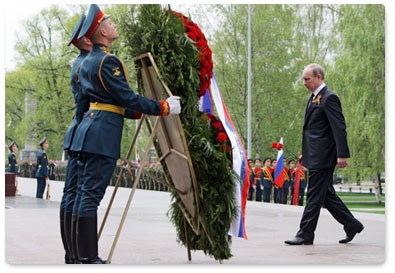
[263,186,272,202]
[36,178,46,198]
[63,153,79,212]
[273,187,281,203]
[255,186,263,201]
[296,168,361,242]
[299,180,307,206]
[248,185,254,201]
[74,152,116,217]
[59,152,79,212]
[281,183,289,204]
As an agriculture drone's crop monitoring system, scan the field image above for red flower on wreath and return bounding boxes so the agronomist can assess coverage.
[172,10,231,159]
[172,10,213,97]
[207,114,232,154]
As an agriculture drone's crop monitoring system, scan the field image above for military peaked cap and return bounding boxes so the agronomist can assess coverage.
[77,4,110,40]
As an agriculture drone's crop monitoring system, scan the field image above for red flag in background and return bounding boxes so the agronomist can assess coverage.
[292,153,301,205]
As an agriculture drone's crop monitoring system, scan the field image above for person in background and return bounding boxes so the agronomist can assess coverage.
[59,12,93,264]
[251,158,263,202]
[247,158,255,200]
[70,4,181,263]
[288,159,296,204]
[261,157,273,203]
[35,137,49,199]
[285,63,363,245]
[298,165,308,206]
[7,141,19,193]
[281,158,290,204]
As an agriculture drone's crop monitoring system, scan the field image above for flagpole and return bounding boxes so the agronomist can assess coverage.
[247,4,252,157]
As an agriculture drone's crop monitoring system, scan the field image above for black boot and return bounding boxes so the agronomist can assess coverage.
[64,211,77,264]
[60,209,71,264]
[76,215,106,264]
[71,214,81,264]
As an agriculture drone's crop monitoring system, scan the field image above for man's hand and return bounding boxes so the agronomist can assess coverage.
[337,158,348,168]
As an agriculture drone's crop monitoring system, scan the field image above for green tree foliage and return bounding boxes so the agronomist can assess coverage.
[4,4,385,183]
[5,5,89,158]
[211,5,306,160]
[330,5,385,181]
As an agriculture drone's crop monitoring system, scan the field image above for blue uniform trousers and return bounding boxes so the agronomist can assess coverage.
[263,186,272,202]
[74,152,116,217]
[36,178,46,198]
[60,152,79,212]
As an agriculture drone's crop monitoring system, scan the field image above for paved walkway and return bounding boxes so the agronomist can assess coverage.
[3,177,389,268]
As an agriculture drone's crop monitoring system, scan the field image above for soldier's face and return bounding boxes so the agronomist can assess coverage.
[11,145,18,152]
[102,18,119,41]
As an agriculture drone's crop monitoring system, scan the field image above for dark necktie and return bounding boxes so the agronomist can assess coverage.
[307,94,314,109]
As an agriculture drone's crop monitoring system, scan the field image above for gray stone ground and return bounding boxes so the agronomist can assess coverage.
[3,177,390,271]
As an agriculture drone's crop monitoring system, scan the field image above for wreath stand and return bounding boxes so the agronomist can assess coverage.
[98,53,217,264]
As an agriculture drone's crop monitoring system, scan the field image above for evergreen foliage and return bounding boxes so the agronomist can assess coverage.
[117,4,237,260]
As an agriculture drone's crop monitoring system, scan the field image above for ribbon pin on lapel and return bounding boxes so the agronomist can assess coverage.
[312,93,322,105]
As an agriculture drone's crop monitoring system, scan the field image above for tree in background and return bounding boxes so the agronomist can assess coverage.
[5,3,385,184]
[330,5,385,193]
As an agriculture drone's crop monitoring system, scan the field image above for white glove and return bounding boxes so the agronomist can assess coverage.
[166,96,181,115]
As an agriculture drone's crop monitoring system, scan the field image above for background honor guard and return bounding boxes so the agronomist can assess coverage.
[70,4,181,264]
[250,158,263,201]
[288,159,296,204]
[35,137,49,199]
[261,157,273,203]
[281,158,291,204]
[59,13,93,264]
[298,165,307,206]
[7,141,19,193]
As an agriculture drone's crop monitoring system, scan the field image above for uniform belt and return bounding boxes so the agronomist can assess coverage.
[90,102,125,116]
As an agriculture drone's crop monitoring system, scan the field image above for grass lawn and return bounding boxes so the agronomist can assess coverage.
[336,192,385,215]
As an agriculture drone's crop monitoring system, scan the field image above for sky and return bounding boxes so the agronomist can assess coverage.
[3,3,52,71]
[1,1,204,71]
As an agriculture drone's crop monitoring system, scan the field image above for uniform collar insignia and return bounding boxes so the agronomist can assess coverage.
[99,45,111,53]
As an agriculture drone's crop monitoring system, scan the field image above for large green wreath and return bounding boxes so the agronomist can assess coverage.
[118,4,237,261]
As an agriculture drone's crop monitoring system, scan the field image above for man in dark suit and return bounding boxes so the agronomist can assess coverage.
[70,4,181,264]
[285,63,363,245]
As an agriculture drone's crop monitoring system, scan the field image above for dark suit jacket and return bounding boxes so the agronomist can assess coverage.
[302,86,350,169]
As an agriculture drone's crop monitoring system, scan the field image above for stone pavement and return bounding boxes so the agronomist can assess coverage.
[3,177,388,268]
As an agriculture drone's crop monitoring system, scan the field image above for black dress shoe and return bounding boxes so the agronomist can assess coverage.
[284,237,313,245]
[80,256,108,264]
[339,225,364,244]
